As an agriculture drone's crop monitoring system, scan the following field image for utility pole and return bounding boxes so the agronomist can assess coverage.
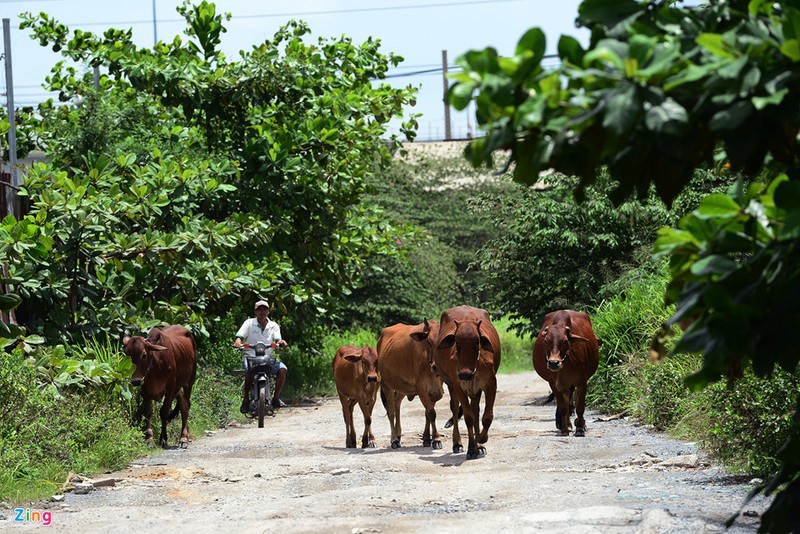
[3,18,18,219]
[152,0,158,45]
[442,50,452,141]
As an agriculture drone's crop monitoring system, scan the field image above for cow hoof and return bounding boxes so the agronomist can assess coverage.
[179,441,189,449]
[423,439,432,447]
[363,441,376,449]
[432,440,442,450]
[575,428,586,437]
[559,430,569,436]
[453,444,464,453]
[467,447,486,460]
[391,440,401,449]
[145,439,156,448]
[444,418,454,429]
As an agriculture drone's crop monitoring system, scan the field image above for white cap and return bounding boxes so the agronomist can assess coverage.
[254,300,270,310]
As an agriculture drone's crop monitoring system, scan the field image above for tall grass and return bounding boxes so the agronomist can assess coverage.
[493,315,534,373]
[588,267,675,414]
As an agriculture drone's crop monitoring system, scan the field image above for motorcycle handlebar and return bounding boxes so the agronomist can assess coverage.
[235,341,285,350]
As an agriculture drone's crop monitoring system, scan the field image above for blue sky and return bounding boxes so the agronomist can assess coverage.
[2,0,586,141]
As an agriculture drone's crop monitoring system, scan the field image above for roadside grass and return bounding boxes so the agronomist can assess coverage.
[493,315,534,374]
[588,266,800,476]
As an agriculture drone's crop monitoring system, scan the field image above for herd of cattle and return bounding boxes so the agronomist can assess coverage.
[121,305,600,459]
[333,305,600,459]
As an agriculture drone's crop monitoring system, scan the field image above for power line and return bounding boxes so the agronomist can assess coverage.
[12,0,533,29]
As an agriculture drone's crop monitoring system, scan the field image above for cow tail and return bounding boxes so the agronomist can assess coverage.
[379,386,388,410]
[167,403,181,422]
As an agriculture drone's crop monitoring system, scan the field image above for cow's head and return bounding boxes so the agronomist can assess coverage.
[344,345,380,384]
[438,319,494,381]
[123,335,169,386]
[409,318,440,373]
[539,324,590,372]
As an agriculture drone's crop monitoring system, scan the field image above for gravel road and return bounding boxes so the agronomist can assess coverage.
[2,371,769,533]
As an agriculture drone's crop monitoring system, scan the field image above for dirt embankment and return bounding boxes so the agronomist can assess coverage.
[2,372,768,533]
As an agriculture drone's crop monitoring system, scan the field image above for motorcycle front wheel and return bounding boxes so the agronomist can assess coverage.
[257,384,267,428]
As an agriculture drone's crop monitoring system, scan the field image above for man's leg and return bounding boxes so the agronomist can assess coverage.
[241,373,253,413]
[272,367,287,408]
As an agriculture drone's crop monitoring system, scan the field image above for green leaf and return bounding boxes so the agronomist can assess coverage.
[602,85,640,137]
[644,98,688,135]
[752,88,788,110]
[780,39,800,62]
[0,293,22,311]
[696,33,734,59]
[557,35,584,65]
[695,193,741,219]
[690,255,739,276]
[516,28,546,64]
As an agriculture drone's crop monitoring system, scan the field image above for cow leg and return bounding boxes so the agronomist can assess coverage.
[574,383,588,437]
[159,394,174,448]
[382,386,401,449]
[555,389,570,436]
[142,397,155,447]
[177,390,190,448]
[479,378,497,445]
[462,402,482,460]
[420,393,441,450]
[339,394,356,448]
[358,397,376,449]
[447,385,463,453]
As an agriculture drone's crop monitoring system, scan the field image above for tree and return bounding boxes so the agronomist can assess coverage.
[449,0,800,531]
[7,1,418,338]
[471,172,672,333]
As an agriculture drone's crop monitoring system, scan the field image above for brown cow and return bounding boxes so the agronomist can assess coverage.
[432,305,501,460]
[332,344,380,448]
[123,324,197,448]
[532,309,600,437]
[377,319,444,449]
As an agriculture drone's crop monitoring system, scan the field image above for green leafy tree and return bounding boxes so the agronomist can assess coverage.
[448,0,800,530]
[471,172,672,333]
[9,1,418,337]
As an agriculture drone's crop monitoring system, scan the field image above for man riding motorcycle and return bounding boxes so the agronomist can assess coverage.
[235,300,288,413]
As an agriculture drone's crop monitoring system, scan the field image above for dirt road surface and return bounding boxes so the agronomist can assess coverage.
[4,372,769,533]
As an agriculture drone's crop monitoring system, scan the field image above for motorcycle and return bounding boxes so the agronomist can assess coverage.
[235,341,280,428]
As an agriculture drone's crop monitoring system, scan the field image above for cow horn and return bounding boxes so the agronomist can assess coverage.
[423,318,430,332]
[565,326,571,335]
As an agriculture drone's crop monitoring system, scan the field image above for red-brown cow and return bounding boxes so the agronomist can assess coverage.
[432,305,501,460]
[377,319,445,449]
[532,309,600,437]
[332,344,380,448]
[123,324,197,448]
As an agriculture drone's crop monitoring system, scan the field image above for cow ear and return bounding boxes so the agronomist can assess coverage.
[479,335,494,353]
[438,334,456,350]
[344,354,362,363]
[410,330,430,342]
[145,341,169,352]
[569,333,590,344]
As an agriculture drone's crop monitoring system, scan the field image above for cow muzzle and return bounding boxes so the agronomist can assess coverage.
[367,376,378,383]
[130,377,144,387]
[547,359,562,371]
[458,371,474,381]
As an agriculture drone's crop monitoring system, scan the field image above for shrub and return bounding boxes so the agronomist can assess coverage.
[703,370,800,475]
[588,266,675,414]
